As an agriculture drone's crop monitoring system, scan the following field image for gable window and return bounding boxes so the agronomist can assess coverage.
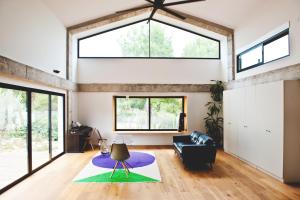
[78,19,220,59]
[114,96,184,131]
[237,29,290,72]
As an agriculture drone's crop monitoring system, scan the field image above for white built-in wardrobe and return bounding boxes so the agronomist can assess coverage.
[224,80,300,183]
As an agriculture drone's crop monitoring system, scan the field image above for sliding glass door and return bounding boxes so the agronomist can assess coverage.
[51,95,64,157]
[0,88,28,190]
[0,83,65,194]
[31,93,50,169]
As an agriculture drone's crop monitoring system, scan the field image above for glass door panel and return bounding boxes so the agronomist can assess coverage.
[51,95,64,158]
[31,93,50,169]
[0,88,28,190]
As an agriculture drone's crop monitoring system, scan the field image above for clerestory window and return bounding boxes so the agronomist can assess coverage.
[78,19,220,59]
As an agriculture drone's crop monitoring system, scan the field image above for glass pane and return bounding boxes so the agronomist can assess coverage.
[0,88,28,189]
[116,98,149,129]
[150,21,219,58]
[264,34,289,63]
[150,98,183,130]
[239,45,263,69]
[51,96,64,158]
[79,21,149,57]
[32,93,50,169]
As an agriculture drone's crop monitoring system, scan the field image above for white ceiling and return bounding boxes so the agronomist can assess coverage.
[42,0,264,29]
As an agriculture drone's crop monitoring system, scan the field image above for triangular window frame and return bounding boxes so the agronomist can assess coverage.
[78,18,220,59]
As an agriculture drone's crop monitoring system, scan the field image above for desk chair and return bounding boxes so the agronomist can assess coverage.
[110,143,130,178]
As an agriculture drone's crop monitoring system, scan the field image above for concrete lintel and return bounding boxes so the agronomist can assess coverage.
[0,55,77,91]
[78,83,211,93]
[226,63,300,89]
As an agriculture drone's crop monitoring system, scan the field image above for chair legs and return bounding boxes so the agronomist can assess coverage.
[110,161,119,178]
[110,161,130,178]
[124,161,133,169]
[90,143,94,151]
[121,161,130,177]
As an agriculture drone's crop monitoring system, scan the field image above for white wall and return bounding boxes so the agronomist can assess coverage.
[71,6,226,145]
[0,0,66,78]
[235,0,300,79]
[77,92,211,145]
[77,59,222,84]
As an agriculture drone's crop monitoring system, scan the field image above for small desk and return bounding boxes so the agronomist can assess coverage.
[67,126,92,153]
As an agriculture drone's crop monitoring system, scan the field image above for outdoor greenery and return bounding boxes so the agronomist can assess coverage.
[182,37,219,58]
[0,88,61,152]
[118,23,149,57]
[150,23,173,57]
[204,81,224,147]
[116,98,149,129]
[0,88,27,151]
[118,20,218,57]
[116,97,183,130]
[150,98,182,129]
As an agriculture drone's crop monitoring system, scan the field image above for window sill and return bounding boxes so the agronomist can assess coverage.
[113,131,188,135]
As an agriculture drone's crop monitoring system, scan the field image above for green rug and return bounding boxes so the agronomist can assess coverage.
[76,169,159,183]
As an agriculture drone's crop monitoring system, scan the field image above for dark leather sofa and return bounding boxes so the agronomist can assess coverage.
[173,131,217,168]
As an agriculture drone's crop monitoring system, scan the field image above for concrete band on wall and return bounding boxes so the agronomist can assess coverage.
[226,62,300,90]
[0,55,77,91]
[78,83,211,93]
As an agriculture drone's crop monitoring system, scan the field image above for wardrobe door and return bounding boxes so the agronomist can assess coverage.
[255,81,284,178]
[223,90,231,153]
[238,86,256,163]
[229,89,242,156]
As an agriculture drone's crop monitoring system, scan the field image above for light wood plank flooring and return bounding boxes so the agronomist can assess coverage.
[0,147,300,200]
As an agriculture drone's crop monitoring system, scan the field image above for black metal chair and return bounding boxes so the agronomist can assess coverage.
[82,129,94,151]
[83,128,107,151]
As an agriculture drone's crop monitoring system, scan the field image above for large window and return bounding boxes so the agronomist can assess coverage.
[0,83,65,194]
[0,88,28,191]
[237,29,289,72]
[78,19,220,59]
[115,96,184,131]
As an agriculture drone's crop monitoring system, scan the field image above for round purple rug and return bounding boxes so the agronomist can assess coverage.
[92,151,155,169]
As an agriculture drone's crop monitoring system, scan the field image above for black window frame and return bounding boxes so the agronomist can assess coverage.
[114,96,185,131]
[78,18,221,59]
[0,82,65,194]
[237,28,290,73]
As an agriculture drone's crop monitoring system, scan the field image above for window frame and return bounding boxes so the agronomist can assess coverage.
[0,82,65,194]
[78,18,221,59]
[237,29,290,73]
[114,96,185,131]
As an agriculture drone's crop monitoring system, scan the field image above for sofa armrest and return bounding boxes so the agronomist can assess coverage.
[173,135,191,143]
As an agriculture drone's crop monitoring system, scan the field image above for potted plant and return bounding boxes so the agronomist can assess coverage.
[204,80,224,147]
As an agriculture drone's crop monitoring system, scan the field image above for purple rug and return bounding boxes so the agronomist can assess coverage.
[92,151,155,169]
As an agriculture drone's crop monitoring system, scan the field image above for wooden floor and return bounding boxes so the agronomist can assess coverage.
[1,147,300,200]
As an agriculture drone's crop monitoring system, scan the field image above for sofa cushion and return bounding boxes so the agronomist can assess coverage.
[200,135,213,145]
[190,132,198,143]
[196,137,204,145]
[191,131,209,144]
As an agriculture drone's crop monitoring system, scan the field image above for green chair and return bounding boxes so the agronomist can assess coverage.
[110,143,130,178]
